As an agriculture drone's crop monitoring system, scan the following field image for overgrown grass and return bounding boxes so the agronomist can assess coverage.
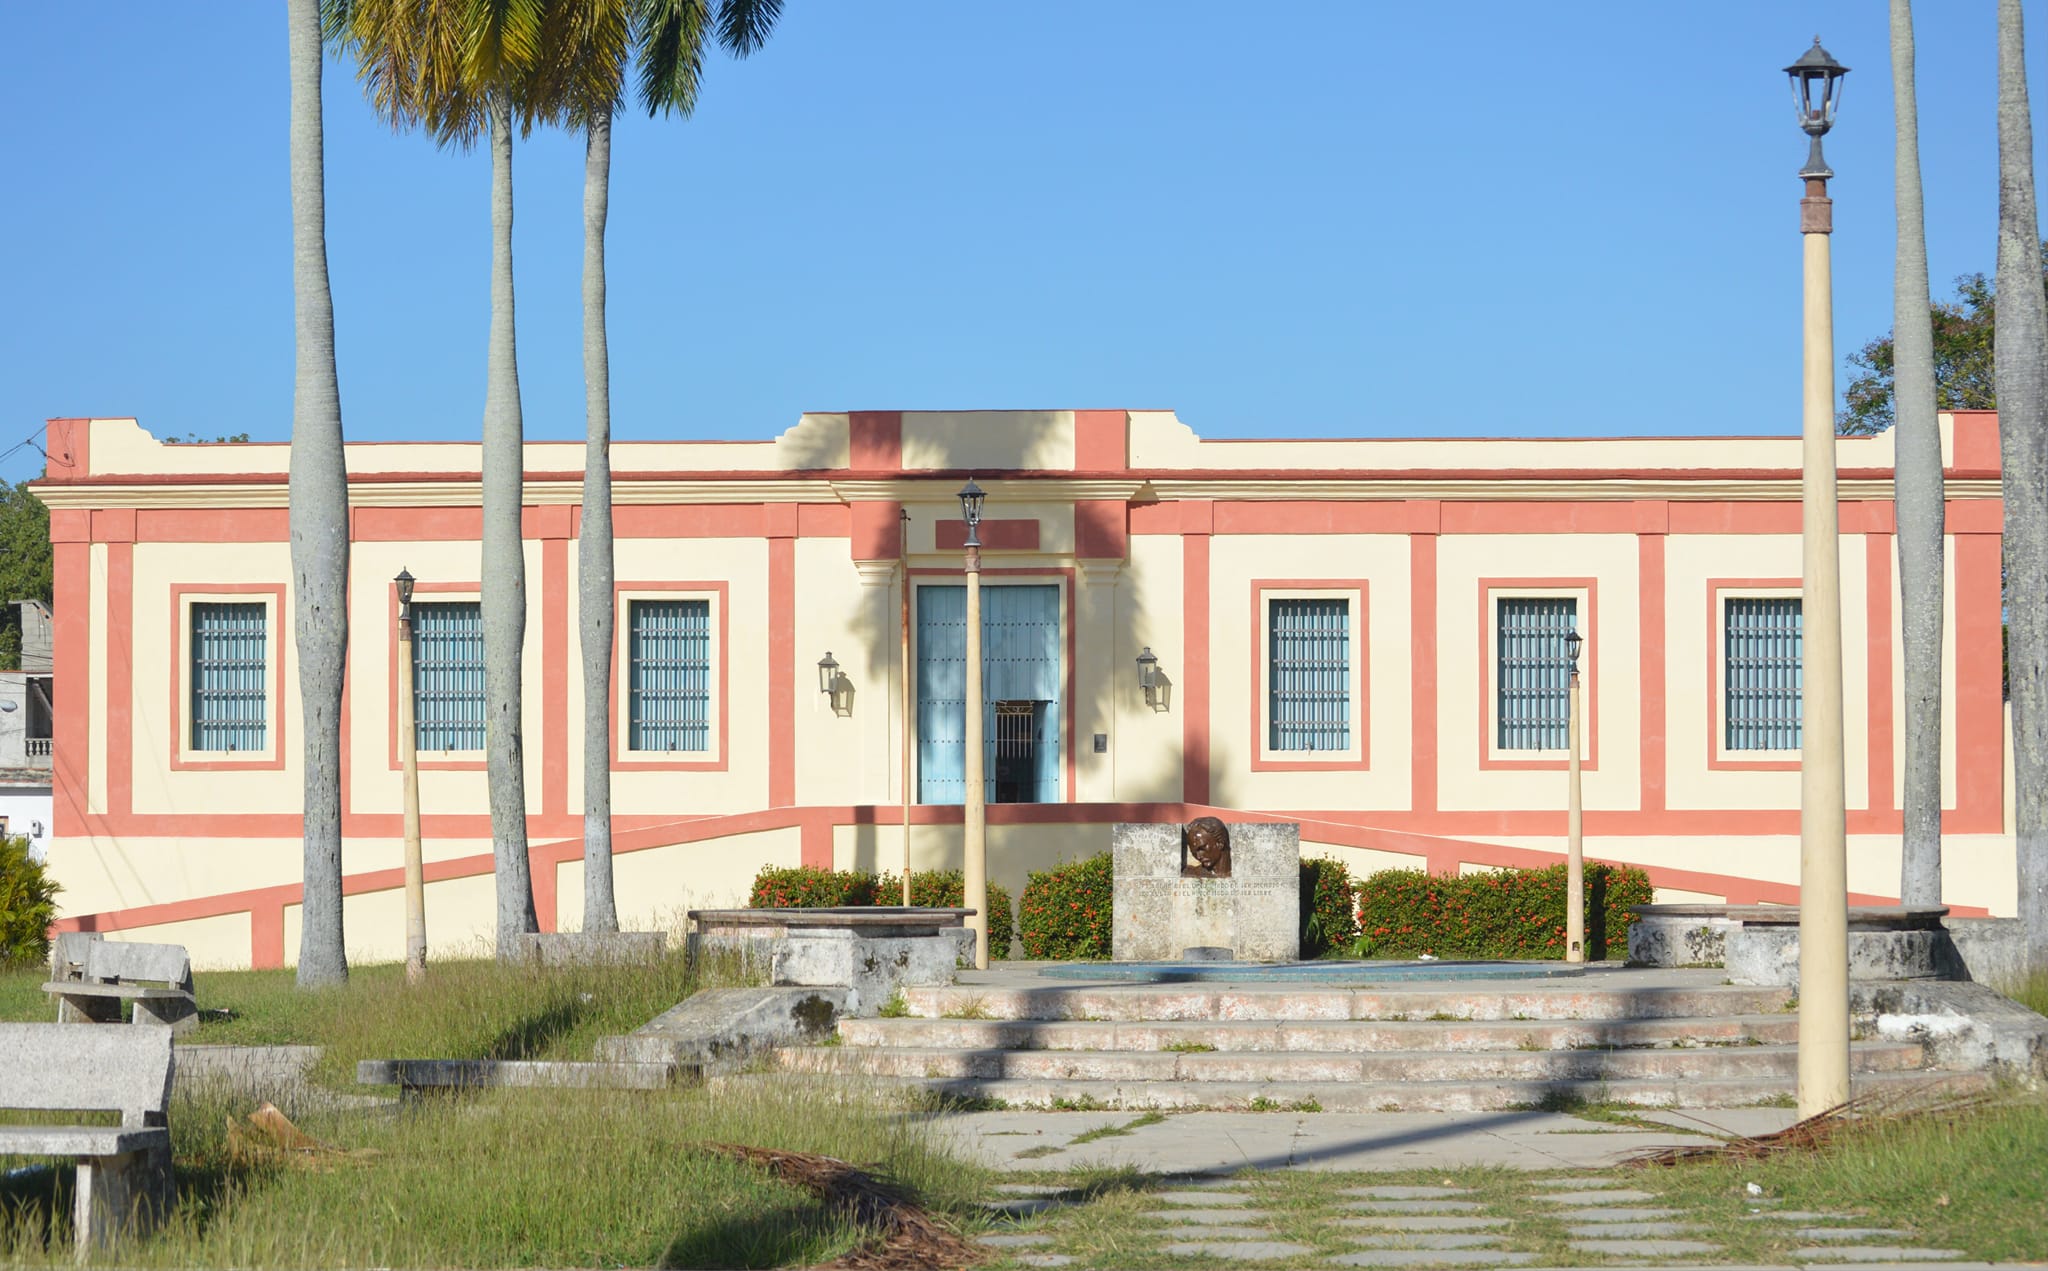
[2008,972,2048,1017]
[0,1077,986,1268]
[0,945,761,1086]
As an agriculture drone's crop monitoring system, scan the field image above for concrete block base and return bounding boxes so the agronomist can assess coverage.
[1112,822,1301,962]
[503,930,668,967]
[1727,927,1942,986]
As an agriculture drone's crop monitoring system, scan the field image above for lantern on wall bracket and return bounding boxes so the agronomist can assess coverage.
[818,651,853,716]
[1136,645,1171,712]
[1564,629,1584,678]
[395,567,416,623]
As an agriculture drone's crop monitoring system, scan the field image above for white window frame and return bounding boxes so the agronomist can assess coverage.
[175,589,282,767]
[616,586,724,766]
[1256,586,1365,766]
[1716,587,1804,761]
[1484,586,1588,762]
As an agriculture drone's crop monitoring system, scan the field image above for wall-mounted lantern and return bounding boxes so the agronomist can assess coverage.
[1136,646,1170,711]
[395,567,416,622]
[818,652,853,716]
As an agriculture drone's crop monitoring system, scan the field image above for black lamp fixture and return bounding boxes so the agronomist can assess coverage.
[1564,629,1584,676]
[395,567,416,620]
[817,651,840,695]
[957,478,986,548]
[1785,36,1848,176]
[1136,646,1169,710]
[817,651,852,716]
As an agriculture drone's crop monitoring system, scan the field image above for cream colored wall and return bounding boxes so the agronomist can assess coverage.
[347,540,544,819]
[1206,533,1412,810]
[900,412,1075,473]
[1433,533,1641,812]
[1111,534,1185,803]
[1662,533,1872,813]
[793,539,882,808]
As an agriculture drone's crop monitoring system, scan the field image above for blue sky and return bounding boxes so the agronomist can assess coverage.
[0,3,2038,484]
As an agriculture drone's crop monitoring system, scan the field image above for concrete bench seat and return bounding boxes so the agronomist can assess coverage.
[357,1057,682,1100]
[43,934,198,1034]
[0,1023,175,1257]
[690,908,977,1016]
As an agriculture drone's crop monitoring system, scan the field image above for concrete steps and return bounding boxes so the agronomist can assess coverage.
[779,1040,1926,1084]
[897,982,1797,1022]
[833,1013,1804,1053]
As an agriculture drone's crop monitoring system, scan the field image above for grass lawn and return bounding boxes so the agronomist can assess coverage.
[0,943,758,1085]
[0,1079,989,1268]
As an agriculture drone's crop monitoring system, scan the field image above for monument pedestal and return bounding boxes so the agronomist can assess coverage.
[1111,821,1300,962]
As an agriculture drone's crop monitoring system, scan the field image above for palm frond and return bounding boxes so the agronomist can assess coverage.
[713,0,780,57]
[632,0,709,118]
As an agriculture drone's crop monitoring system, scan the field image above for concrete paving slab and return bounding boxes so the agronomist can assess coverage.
[1154,1189,1255,1205]
[1630,1107,1806,1138]
[1329,1250,1538,1266]
[1017,1256,1075,1268]
[1337,1216,1513,1232]
[1744,1211,1860,1222]
[1140,1209,1274,1224]
[1343,1186,1477,1199]
[1344,1199,1489,1213]
[1550,1207,1682,1221]
[1563,1222,1696,1238]
[1567,1238,1724,1257]
[1145,1225,1277,1240]
[1538,1188,1660,1204]
[979,1198,1065,1217]
[1525,1175,1635,1187]
[1161,1241,1315,1260]
[1790,1248,1964,1263]
[980,1233,1055,1248]
[1347,1233,1512,1250]
[1791,1229,1913,1241]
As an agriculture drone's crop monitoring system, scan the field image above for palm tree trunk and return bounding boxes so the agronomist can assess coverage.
[287,0,349,987]
[1893,0,1945,905]
[1996,0,2048,974]
[483,93,537,952]
[580,112,619,934]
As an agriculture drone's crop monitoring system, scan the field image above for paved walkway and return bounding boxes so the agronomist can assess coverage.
[971,1169,1994,1270]
[929,1108,1805,1174]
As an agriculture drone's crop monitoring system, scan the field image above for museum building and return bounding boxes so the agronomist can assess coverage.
[29,409,2016,969]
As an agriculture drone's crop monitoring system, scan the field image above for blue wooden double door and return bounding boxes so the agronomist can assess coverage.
[916,583,1062,804]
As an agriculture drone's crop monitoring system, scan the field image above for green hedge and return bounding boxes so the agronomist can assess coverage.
[747,865,1013,960]
[1018,852,1113,960]
[1299,857,1359,957]
[0,834,58,967]
[1353,862,1651,960]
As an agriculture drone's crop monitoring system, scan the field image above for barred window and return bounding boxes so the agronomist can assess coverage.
[629,599,711,752]
[1725,597,1802,750]
[1496,596,1576,751]
[1268,598,1350,751]
[412,601,485,751]
[190,602,267,752]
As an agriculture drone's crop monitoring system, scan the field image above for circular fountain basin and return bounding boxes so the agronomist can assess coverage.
[1036,958,1586,983]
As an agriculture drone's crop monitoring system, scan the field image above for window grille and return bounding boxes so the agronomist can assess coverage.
[412,601,485,751]
[190,602,267,752]
[1496,596,1575,750]
[1268,598,1350,751]
[629,599,711,752]
[1725,596,1802,750]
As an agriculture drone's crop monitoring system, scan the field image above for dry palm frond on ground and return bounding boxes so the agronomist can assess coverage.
[703,1142,984,1270]
[1630,1084,1996,1165]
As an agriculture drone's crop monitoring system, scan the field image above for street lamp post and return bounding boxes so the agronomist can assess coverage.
[1787,37,1851,1119]
[395,568,427,984]
[901,507,914,907]
[958,479,989,968]
[1565,629,1585,964]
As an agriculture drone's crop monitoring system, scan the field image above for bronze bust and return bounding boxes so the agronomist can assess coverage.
[1182,816,1232,878]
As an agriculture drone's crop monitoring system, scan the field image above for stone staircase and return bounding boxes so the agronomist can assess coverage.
[775,976,1987,1111]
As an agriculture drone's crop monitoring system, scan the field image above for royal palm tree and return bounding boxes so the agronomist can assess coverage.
[326,0,548,953]
[543,0,782,934]
[289,0,351,987]
[1996,0,2048,973]
[1892,0,1945,906]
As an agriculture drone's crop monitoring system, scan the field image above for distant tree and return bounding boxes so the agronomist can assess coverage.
[162,432,254,444]
[1838,254,2048,437]
[0,481,53,672]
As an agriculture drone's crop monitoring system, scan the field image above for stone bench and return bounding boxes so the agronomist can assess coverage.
[689,907,973,1015]
[0,1023,174,1257]
[43,933,198,1034]
[1629,903,1953,984]
[356,1057,682,1102]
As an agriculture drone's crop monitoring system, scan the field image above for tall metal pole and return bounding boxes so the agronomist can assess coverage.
[963,534,988,968]
[1566,650,1585,963]
[1794,52,1851,1118]
[901,508,914,907]
[397,580,427,984]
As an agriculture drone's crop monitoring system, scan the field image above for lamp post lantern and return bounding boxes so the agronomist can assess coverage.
[394,568,427,984]
[1564,628,1585,964]
[959,479,989,968]
[1787,36,1851,1119]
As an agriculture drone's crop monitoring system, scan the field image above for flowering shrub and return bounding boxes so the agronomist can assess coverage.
[1299,856,1359,956]
[1352,862,1651,960]
[746,865,1012,959]
[1017,852,1113,960]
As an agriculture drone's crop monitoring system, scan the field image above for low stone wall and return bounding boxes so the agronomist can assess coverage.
[1934,917,2028,991]
[687,908,970,1015]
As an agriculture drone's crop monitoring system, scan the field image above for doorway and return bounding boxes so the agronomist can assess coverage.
[915,583,1062,804]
